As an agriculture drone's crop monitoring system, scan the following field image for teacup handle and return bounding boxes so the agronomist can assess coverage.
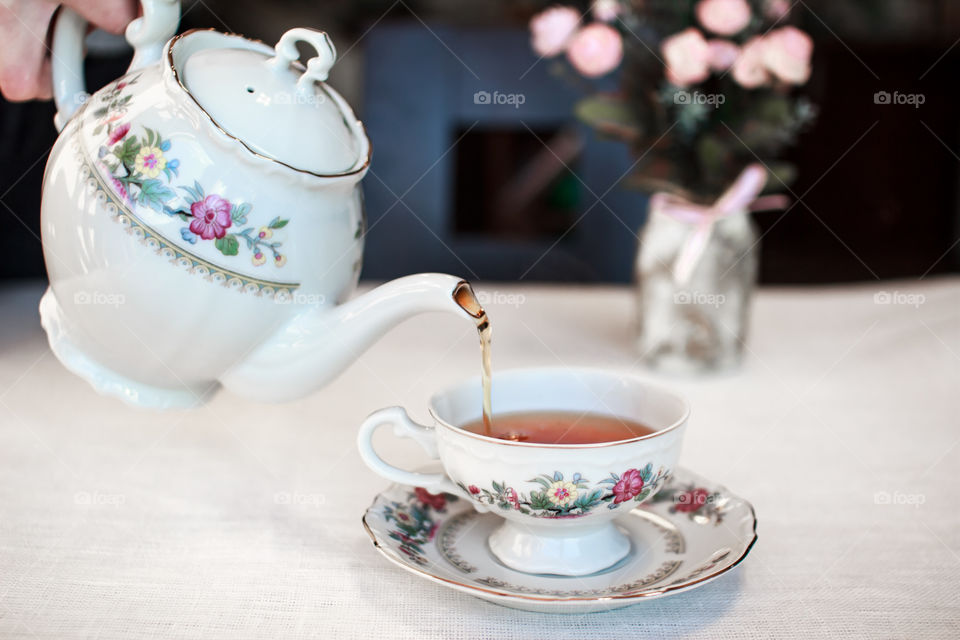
[357,407,460,495]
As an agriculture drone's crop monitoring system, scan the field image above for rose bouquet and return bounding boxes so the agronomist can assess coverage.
[530,0,818,372]
[529,0,817,201]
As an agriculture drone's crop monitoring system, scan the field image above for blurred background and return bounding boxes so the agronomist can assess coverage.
[1,0,958,284]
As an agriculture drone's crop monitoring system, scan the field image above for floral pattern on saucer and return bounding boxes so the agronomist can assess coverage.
[456,463,668,518]
[381,487,457,565]
[650,481,730,526]
[363,467,757,613]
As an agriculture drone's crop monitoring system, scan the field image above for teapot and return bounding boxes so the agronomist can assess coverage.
[39,0,481,409]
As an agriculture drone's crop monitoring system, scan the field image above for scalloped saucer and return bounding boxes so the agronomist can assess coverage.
[361,467,757,613]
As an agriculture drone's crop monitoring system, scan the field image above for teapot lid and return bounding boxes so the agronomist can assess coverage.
[172,28,367,176]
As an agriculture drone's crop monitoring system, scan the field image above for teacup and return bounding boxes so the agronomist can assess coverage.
[357,367,689,576]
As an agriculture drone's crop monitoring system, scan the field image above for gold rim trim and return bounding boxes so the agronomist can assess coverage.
[427,368,691,449]
[165,29,372,179]
[360,489,758,604]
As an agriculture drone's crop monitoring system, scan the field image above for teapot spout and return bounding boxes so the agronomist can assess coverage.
[220,274,483,403]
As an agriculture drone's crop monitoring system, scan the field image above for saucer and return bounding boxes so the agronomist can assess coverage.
[361,466,757,613]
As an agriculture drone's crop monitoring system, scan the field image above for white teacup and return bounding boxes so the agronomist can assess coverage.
[357,367,689,576]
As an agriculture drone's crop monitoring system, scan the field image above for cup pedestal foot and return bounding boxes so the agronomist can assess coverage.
[488,518,631,576]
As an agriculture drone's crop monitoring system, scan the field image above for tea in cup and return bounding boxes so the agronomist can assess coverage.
[357,367,689,576]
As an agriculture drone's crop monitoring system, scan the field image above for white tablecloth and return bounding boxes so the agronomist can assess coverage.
[1,279,958,639]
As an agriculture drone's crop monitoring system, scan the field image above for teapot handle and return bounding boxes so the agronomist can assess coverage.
[51,0,181,131]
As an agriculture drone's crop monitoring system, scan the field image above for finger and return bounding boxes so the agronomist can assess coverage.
[35,58,53,101]
[61,0,136,35]
[0,1,58,101]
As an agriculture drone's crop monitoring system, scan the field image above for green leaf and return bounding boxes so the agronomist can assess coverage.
[179,184,201,203]
[268,217,289,229]
[117,137,139,166]
[695,135,730,179]
[531,476,552,489]
[139,178,174,203]
[215,235,239,256]
[92,106,109,119]
[529,492,552,510]
[232,203,251,224]
[574,95,640,140]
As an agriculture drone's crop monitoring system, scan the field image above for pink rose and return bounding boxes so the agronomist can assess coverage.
[761,26,813,85]
[566,23,623,78]
[612,468,645,504]
[530,6,581,57]
[731,36,770,88]
[592,0,620,23]
[189,194,232,240]
[696,0,752,36]
[107,123,130,146]
[707,39,739,71]
[414,487,447,511]
[764,0,791,21]
[661,28,711,87]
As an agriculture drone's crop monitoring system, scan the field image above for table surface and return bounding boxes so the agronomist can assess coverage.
[0,278,958,639]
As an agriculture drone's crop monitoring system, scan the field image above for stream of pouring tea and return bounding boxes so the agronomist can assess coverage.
[453,282,493,435]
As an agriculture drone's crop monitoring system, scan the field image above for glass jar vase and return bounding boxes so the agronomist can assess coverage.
[634,199,759,374]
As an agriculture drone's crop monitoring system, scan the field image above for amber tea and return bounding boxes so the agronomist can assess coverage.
[460,411,657,445]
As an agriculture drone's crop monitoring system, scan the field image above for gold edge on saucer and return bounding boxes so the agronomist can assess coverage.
[359,482,758,606]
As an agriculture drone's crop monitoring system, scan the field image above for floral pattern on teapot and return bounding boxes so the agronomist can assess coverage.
[91,76,291,270]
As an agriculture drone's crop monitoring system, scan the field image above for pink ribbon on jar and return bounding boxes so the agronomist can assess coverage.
[649,163,789,285]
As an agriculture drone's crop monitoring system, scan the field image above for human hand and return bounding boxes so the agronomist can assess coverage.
[0,0,136,101]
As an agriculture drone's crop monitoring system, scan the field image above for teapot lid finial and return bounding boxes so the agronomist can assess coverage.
[176,28,366,176]
[269,28,336,85]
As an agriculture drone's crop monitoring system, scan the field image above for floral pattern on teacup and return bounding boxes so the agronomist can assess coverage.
[458,463,669,518]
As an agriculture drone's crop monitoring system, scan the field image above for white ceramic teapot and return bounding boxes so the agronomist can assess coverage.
[39,0,480,409]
